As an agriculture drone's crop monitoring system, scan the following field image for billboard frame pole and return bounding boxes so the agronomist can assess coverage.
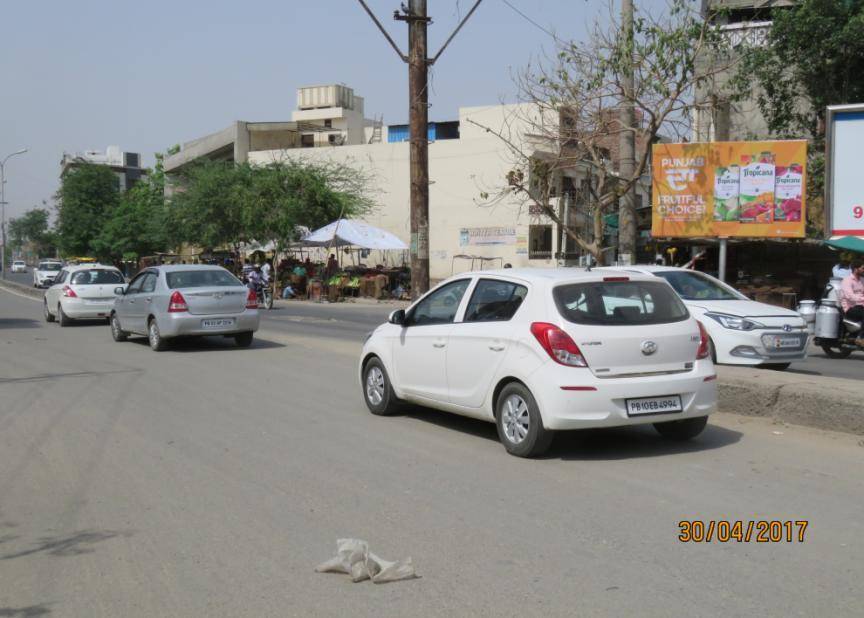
[718,237,728,282]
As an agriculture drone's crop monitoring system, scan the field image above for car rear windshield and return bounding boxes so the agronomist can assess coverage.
[39,263,62,271]
[70,269,125,285]
[166,269,241,289]
[654,270,743,301]
[553,280,689,325]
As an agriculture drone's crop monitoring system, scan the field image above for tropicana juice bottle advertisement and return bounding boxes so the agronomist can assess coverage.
[651,140,807,238]
[739,151,776,223]
[774,162,804,222]
[713,164,740,222]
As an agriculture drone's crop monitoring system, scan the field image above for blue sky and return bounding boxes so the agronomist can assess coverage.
[0,0,665,219]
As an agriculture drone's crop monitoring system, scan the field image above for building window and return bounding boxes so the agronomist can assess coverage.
[529,224,553,260]
[124,152,140,168]
[324,119,332,128]
[301,134,314,148]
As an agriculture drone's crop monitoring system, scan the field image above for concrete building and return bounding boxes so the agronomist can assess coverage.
[164,84,381,175]
[60,146,145,191]
[693,0,795,141]
[250,104,650,280]
[164,83,650,281]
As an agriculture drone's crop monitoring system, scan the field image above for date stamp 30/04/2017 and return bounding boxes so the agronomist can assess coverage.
[678,520,809,543]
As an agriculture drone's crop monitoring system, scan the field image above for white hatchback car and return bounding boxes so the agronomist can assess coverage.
[33,260,63,287]
[359,269,717,457]
[44,263,126,325]
[11,260,27,273]
[602,266,808,369]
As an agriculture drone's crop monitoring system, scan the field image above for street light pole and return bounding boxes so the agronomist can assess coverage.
[1,148,29,279]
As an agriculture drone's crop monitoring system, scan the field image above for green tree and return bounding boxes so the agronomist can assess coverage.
[735,0,864,232]
[55,164,120,257]
[97,154,169,261]
[8,207,56,257]
[168,160,250,256]
[241,159,375,289]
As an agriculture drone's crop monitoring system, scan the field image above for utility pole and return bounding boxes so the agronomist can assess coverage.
[618,0,637,265]
[0,148,29,279]
[396,0,431,297]
[356,0,484,298]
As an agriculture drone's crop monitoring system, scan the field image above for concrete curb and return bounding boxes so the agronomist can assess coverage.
[717,366,864,436]
[0,278,43,299]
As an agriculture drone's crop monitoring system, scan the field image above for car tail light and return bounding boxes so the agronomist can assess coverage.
[168,290,188,312]
[246,288,258,309]
[530,322,588,367]
[62,285,77,298]
[696,321,711,360]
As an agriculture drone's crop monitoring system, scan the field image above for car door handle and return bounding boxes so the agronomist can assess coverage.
[489,345,505,351]
[129,299,135,304]
[433,341,446,348]
[144,297,152,302]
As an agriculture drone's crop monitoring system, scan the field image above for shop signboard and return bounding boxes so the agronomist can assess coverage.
[826,104,864,237]
[459,226,517,246]
[651,140,807,238]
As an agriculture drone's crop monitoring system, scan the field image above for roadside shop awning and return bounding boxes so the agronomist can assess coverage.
[300,219,408,250]
[824,236,864,253]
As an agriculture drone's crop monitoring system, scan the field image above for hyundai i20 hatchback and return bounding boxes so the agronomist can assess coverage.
[359,269,717,457]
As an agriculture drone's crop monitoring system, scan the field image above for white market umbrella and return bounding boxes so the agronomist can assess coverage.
[300,219,408,250]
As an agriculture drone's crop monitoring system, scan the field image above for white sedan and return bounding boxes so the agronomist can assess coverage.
[602,266,808,369]
[359,269,717,457]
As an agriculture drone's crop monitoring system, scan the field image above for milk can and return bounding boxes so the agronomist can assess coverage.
[796,300,817,335]
[815,300,841,340]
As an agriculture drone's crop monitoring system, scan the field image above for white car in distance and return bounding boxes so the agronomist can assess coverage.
[11,260,27,273]
[360,269,717,458]
[33,260,63,287]
[44,263,126,325]
[601,266,808,369]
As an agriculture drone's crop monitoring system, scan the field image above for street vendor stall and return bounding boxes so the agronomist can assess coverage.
[300,219,409,301]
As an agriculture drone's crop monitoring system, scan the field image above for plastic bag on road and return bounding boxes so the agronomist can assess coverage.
[315,538,417,584]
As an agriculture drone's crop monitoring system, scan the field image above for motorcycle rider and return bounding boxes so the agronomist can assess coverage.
[839,259,864,345]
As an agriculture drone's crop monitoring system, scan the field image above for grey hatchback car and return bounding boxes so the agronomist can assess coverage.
[110,265,260,351]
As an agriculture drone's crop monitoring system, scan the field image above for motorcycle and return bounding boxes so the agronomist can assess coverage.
[259,281,274,310]
[243,275,274,310]
[811,280,863,358]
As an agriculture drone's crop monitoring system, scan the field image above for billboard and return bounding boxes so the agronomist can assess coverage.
[651,140,807,238]
[826,105,864,237]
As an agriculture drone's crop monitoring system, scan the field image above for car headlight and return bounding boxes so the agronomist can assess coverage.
[704,313,765,331]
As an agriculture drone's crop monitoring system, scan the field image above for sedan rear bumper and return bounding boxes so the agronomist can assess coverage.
[61,298,115,319]
[527,360,717,431]
[157,310,260,338]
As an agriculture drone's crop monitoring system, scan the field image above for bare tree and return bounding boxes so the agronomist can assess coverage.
[472,0,734,262]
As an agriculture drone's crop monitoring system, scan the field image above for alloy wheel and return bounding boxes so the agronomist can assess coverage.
[366,366,385,406]
[502,394,530,444]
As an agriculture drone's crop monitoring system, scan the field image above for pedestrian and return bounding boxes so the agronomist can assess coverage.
[326,253,339,278]
[833,254,852,279]
[261,259,272,283]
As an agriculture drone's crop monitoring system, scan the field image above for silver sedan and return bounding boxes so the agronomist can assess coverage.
[110,265,260,351]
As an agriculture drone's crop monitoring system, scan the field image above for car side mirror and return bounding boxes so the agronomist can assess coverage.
[114,286,126,296]
[388,309,406,325]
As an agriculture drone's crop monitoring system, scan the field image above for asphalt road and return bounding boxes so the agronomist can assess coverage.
[1,286,862,617]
